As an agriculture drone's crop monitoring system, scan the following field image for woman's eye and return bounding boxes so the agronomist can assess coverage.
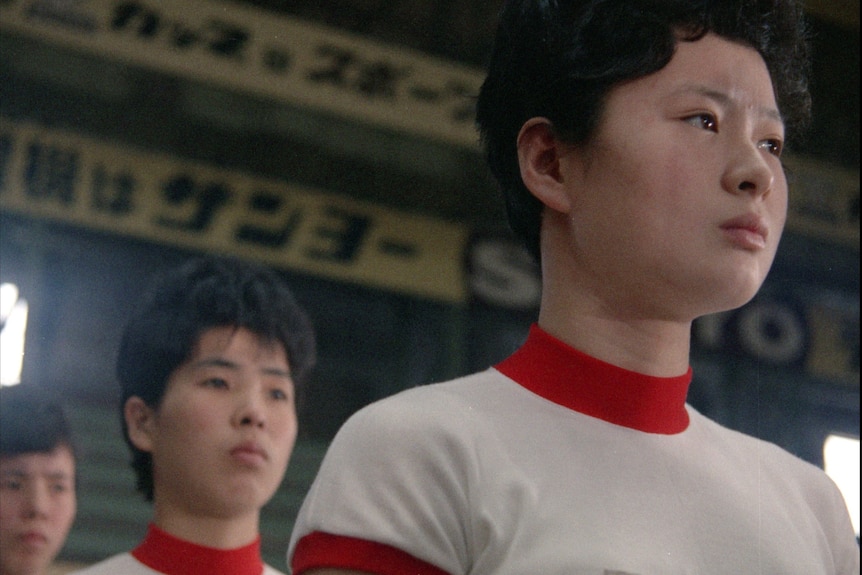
[685,113,717,132]
[759,138,783,157]
[50,482,69,494]
[270,388,290,401]
[203,377,229,389]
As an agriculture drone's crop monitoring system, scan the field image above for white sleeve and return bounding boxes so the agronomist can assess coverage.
[820,474,860,575]
[288,387,475,574]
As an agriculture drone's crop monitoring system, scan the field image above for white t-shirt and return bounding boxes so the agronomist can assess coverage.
[289,325,860,575]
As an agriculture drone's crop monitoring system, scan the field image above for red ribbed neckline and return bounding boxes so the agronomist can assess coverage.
[131,523,264,575]
[495,324,691,434]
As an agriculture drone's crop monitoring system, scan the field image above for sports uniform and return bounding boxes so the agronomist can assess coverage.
[72,524,285,575]
[289,324,859,575]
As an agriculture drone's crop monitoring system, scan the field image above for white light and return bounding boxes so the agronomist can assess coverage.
[823,434,860,537]
[0,282,28,387]
[0,283,19,320]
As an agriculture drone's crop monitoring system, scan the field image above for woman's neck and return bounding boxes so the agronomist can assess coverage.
[152,504,260,550]
[538,306,691,378]
[538,220,694,377]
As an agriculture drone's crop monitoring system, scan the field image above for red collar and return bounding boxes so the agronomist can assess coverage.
[495,324,691,434]
[131,524,265,575]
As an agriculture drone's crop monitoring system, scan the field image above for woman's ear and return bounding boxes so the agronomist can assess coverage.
[124,396,156,453]
[517,117,573,214]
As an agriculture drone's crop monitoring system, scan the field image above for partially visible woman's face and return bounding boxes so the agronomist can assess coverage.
[0,446,76,575]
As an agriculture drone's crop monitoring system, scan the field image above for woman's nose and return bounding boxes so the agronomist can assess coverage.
[722,140,776,199]
[234,389,266,429]
[24,482,50,518]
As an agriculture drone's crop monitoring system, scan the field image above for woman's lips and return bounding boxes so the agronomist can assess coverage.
[720,213,768,250]
[230,442,268,467]
[19,530,48,548]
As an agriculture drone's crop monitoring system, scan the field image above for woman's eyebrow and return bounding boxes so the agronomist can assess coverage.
[45,470,73,481]
[191,357,238,370]
[263,368,292,378]
[0,469,29,479]
[677,84,785,124]
[191,357,291,378]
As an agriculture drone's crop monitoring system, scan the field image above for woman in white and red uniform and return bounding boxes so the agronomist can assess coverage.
[288,1,859,574]
[73,256,316,575]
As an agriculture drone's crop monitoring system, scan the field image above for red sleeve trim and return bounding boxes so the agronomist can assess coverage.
[291,531,452,575]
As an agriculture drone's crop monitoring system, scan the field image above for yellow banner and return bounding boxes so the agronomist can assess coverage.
[2,0,857,249]
[0,119,468,303]
[0,0,483,149]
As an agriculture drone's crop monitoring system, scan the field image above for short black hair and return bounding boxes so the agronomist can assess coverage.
[116,255,316,501]
[0,384,75,458]
[475,0,812,262]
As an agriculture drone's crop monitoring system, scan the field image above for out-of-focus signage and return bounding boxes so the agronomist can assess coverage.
[784,155,859,248]
[1,1,856,249]
[0,0,482,149]
[0,119,468,303]
[693,287,859,387]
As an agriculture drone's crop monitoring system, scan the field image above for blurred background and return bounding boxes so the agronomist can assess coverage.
[1,0,858,570]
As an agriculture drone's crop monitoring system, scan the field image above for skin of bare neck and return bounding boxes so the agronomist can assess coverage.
[536,209,693,378]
